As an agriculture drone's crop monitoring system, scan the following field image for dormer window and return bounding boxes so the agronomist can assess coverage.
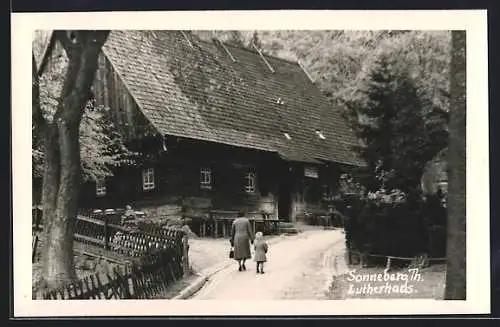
[315,130,326,140]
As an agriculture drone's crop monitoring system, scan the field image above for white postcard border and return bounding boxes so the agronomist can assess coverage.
[12,10,490,316]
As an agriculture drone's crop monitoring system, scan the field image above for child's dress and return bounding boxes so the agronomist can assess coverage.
[254,240,268,262]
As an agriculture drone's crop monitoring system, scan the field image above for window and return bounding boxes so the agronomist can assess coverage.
[96,179,106,196]
[244,171,257,193]
[200,167,212,190]
[142,168,155,191]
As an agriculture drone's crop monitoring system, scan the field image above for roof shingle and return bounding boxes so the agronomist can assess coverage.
[102,30,364,167]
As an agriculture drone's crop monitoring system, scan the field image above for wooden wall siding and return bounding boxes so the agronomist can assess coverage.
[79,158,281,218]
[78,144,343,222]
[93,52,158,143]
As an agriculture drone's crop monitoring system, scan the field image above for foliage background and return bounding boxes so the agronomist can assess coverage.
[32,31,138,182]
[195,30,450,196]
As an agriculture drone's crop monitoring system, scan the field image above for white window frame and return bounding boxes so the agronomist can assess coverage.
[96,179,106,197]
[244,171,257,193]
[142,168,155,191]
[200,167,212,190]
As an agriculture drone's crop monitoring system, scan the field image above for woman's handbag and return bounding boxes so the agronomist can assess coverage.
[229,247,234,259]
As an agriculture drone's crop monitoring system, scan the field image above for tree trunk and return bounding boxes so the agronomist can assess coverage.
[444,30,466,300]
[34,31,110,290]
[40,124,77,288]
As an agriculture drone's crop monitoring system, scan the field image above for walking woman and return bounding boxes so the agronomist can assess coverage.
[230,210,255,271]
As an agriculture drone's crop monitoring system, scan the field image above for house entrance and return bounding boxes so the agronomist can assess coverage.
[278,171,293,222]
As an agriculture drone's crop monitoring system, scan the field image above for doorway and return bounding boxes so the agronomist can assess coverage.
[278,171,293,222]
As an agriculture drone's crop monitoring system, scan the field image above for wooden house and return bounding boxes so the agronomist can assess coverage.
[37,30,364,223]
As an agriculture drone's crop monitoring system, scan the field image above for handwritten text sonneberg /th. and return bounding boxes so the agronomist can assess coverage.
[347,268,422,283]
[345,268,423,296]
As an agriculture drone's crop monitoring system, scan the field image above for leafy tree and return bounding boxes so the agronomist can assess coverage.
[32,32,137,183]
[32,31,110,289]
[227,31,246,47]
[249,31,263,49]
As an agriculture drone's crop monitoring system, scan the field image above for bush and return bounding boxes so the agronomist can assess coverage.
[343,193,446,261]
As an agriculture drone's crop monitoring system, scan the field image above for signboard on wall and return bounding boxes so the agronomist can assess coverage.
[304,166,319,178]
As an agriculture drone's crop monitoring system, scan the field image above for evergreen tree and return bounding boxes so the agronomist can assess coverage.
[346,52,448,194]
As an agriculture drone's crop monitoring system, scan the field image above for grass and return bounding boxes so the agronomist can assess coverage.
[329,263,446,300]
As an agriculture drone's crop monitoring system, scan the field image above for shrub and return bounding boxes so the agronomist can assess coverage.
[343,193,446,262]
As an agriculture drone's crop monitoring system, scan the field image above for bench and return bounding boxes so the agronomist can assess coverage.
[200,210,279,238]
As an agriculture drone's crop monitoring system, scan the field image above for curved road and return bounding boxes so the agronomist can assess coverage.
[191,229,346,300]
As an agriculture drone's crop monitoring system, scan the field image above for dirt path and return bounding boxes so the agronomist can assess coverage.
[280,232,347,299]
[191,230,345,300]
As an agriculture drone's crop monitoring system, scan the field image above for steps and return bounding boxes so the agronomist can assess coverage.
[277,221,299,235]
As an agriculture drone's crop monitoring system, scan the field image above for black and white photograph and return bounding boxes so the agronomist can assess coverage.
[13,10,489,316]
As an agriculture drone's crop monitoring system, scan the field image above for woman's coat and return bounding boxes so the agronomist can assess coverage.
[230,217,254,260]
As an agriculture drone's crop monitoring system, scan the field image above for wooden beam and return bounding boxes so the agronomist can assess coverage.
[251,42,275,73]
[298,59,315,83]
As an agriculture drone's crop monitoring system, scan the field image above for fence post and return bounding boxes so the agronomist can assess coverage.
[386,257,392,270]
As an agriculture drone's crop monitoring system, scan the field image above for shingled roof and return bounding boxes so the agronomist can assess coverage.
[101,30,363,167]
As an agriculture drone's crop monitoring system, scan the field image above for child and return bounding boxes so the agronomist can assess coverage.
[253,232,268,274]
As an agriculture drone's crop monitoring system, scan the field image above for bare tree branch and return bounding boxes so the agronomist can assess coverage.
[53,30,77,60]
[54,30,110,125]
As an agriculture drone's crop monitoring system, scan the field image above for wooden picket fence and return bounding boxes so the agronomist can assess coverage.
[40,248,185,300]
[73,213,185,258]
[33,209,189,300]
[33,215,185,262]
[348,249,447,270]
